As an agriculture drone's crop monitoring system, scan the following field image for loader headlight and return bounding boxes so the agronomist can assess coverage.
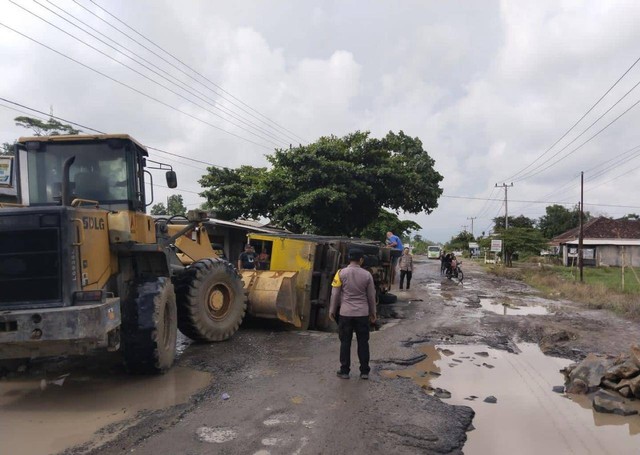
[74,290,104,303]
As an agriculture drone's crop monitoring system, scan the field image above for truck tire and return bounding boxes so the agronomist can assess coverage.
[122,277,177,374]
[175,259,246,342]
[379,292,397,304]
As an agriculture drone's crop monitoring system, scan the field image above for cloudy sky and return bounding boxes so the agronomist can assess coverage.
[2,0,640,242]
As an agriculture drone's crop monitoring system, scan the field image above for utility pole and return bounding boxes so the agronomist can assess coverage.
[467,217,477,237]
[495,183,514,228]
[495,183,513,264]
[578,171,584,282]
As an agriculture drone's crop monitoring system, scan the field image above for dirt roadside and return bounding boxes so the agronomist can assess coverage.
[3,256,639,454]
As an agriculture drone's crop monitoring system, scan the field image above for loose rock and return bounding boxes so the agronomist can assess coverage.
[552,386,565,394]
[564,353,614,394]
[483,396,497,404]
[592,390,638,416]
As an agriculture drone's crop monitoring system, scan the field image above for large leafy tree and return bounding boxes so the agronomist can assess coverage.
[14,116,81,136]
[200,131,443,236]
[2,114,81,156]
[150,202,167,215]
[445,230,475,252]
[167,194,187,216]
[538,204,585,239]
[358,209,421,242]
[493,214,536,230]
[495,227,548,267]
[1,143,13,156]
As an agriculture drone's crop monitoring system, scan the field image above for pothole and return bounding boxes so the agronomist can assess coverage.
[480,298,549,315]
[383,343,640,454]
[1,366,212,455]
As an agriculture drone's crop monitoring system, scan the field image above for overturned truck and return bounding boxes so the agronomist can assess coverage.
[241,233,394,331]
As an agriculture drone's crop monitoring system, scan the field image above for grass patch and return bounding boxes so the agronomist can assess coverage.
[487,264,640,320]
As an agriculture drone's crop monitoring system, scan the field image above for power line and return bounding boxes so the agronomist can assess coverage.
[441,194,640,209]
[0,21,276,151]
[77,0,307,144]
[0,97,227,172]
[0,97,105,134]
[35,0,293,146]
[514,81,640,182]
[503,55,640,182]
[514,95,640,182]
[7,2,285,149]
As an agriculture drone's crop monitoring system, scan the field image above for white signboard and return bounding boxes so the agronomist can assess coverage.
[490,239,503,252]
[0,157,12,186]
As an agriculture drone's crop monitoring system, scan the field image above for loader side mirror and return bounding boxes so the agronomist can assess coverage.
[166,170,177,188]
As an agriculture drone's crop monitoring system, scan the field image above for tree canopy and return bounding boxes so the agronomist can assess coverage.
[150,195,187,216]
[445,231,475,252]
[200,131,443,237]
[538,204,586,239]
[493,215,536,230]
[494,227,548,266]
[14,116,81,136]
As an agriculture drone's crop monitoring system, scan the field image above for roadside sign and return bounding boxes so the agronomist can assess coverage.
[490,239,502,252]
[0,157,12,186]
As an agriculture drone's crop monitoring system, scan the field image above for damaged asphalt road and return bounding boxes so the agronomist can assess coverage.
[4,258,640,454]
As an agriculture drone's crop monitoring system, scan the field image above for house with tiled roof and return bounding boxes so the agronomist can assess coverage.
[552,217,640,267]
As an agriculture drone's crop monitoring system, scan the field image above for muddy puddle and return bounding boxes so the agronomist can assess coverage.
[383,343,640,454]
[479,298,549,316]
[0,366,211,455]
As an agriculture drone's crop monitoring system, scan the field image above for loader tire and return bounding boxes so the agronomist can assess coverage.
[176,259,246,342]
[121,277,177,374]
[379,292,397,304]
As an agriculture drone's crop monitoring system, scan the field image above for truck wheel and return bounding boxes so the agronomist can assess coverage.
[379,292,397,304]
[122,277,177,374]
[176,259,246,342]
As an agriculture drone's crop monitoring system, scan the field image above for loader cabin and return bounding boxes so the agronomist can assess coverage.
[15,134,175,211]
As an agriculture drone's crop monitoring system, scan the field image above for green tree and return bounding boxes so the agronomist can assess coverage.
[493,214,536,230]
[167,194,187,216]
[200,131,443,236]
[1,142,14,156]
[358,209,421,242]
[495,227,548,267]
[538,204,585,239]
[14,116,81,136]
[150,202,167,215]
[445,231,475,253]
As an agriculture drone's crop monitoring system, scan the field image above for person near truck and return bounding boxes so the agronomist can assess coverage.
[385,231,403,284]
[237,244,257,271]
[398,247,413,290]
[329,248,377,380]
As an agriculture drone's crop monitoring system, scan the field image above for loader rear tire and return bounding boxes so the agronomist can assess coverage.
[176,259,246,342]
[121,277,177,374]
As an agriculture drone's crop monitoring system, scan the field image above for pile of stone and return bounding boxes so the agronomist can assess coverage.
[560,345,640,416]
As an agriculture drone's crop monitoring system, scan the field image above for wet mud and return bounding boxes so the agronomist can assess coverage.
[0,365,211,455]
[383,343,640,455]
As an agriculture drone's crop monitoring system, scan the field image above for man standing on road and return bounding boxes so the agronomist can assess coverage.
[398,247,413,290]
[329,248,377,380]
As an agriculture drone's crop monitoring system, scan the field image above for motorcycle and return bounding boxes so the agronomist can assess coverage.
[445,260,464,282]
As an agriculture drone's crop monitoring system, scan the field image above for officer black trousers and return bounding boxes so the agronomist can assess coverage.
[338,316,370,375]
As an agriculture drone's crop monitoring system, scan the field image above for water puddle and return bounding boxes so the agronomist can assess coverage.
[0,366,212,455]
[480,298,549,315]
[383,343,640,454]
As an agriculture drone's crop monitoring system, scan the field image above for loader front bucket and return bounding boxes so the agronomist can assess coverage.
[241,270,301,327]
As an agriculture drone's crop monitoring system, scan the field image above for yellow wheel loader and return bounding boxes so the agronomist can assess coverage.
[0,134,245,373]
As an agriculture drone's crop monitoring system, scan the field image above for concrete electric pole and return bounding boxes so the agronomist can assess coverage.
[495,183,514,229]
[467,217,477,237]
